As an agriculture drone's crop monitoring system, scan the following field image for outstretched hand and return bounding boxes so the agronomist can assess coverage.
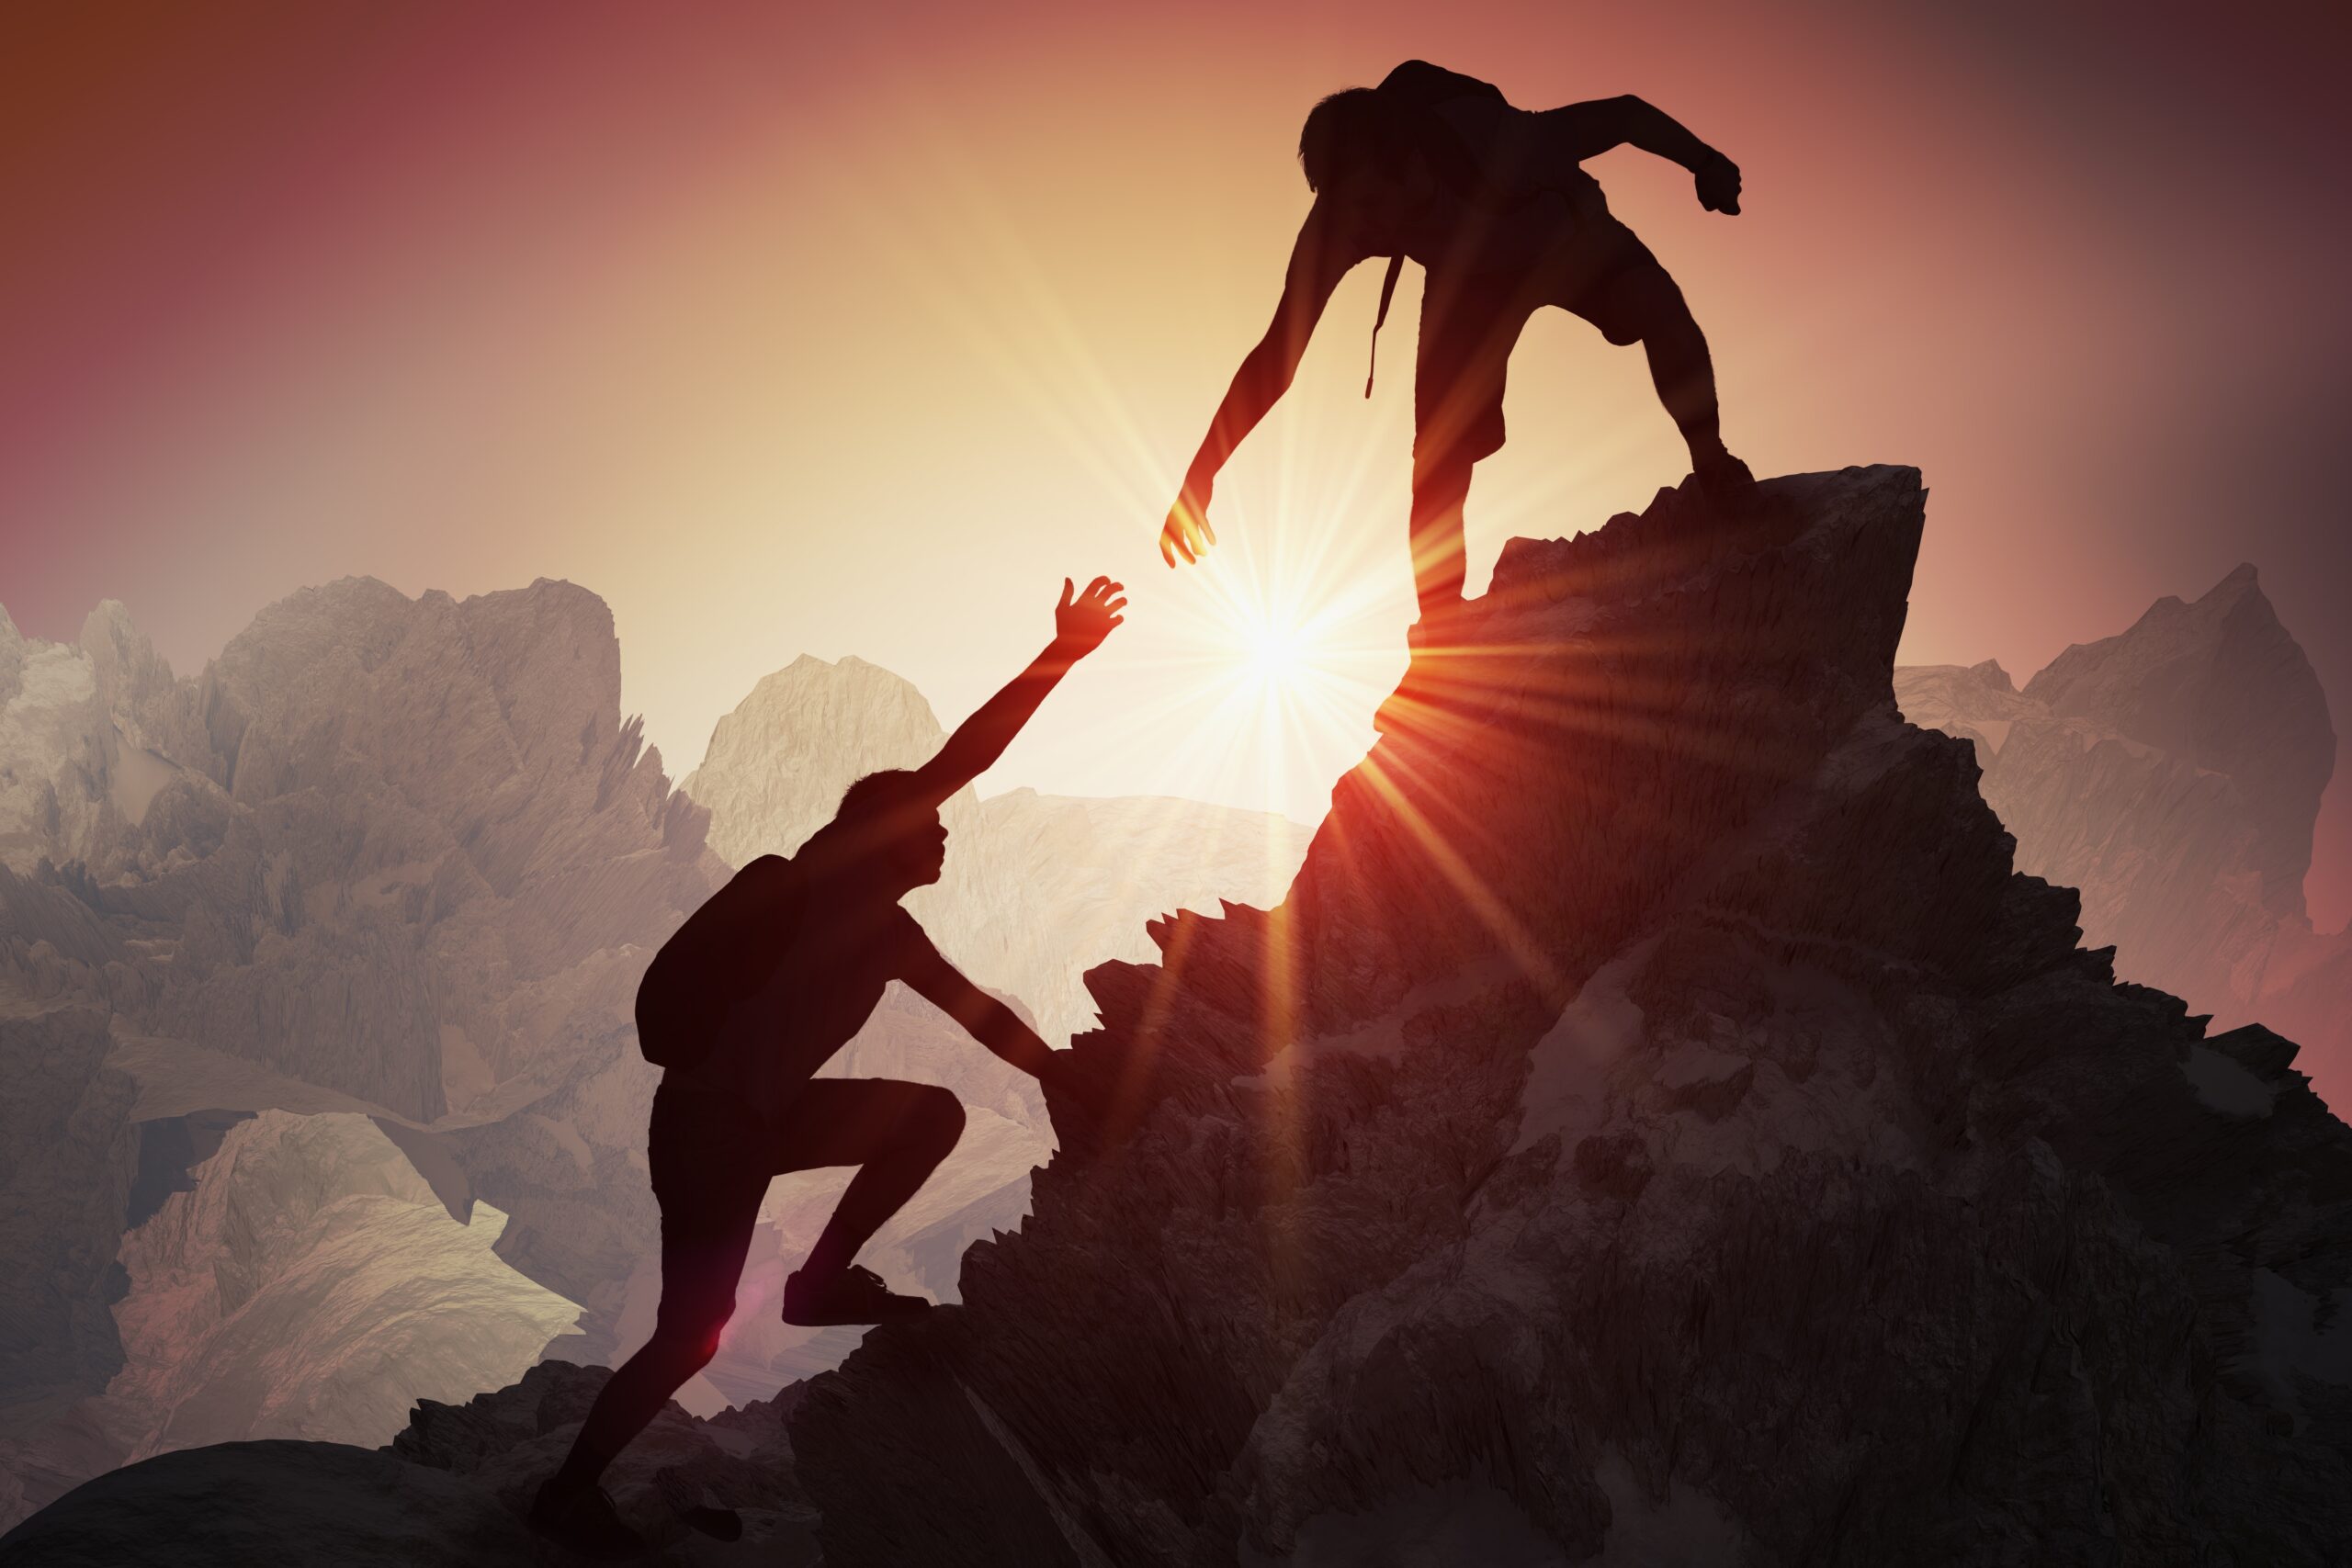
[1159,488,1216,568]
[1055,575,1126,656]
[1695,150,1742,215]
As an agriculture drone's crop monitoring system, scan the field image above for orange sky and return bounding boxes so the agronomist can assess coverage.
[3,0,2347,921]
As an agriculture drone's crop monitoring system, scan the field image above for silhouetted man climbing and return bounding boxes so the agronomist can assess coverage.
[530,575,1125,1558]
[1160,61,1751,626]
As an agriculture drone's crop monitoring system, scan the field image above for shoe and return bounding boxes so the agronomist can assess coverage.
[528,1476,648,1561]
[1692,450,1756,505]
[782,1263,933,1326]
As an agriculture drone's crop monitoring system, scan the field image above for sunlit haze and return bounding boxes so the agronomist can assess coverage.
[3,0,2346,919]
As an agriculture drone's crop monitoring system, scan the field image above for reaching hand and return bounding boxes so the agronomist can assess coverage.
[1159,487,1216,568]
[1055,575,1126,655]
[1695,150,1742,215]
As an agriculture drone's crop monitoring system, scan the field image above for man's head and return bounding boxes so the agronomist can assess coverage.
[1299,87,1386,194]
[831,769,947,893]
[1300,85,1434,245]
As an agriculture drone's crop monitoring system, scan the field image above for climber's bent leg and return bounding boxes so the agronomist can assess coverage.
[772,1077,965,1322]
[538,1081,766,1509]
[1573,238,1749,499]
[532,1101,763,1554]
[1406,457,1475,625]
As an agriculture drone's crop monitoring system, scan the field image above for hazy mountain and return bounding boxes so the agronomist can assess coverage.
[1896,564,2348,1101]
[0,1111,580,1529]
[0,578,727,1519]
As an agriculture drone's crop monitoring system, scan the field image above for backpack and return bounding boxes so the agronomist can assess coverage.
[1360,62,1512,399]
[635,853,805,1069]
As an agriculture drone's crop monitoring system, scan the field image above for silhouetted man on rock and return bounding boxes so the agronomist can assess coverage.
[1161,61,1751,627]
[530,575,1125,1559]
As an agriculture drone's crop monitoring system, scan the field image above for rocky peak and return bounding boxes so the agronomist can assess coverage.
[787,467,2352,1565]
[2025,562,2335,914]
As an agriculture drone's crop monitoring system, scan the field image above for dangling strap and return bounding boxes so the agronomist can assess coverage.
[1363,254,1406,399]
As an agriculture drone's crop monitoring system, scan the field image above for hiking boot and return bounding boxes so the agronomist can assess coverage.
[782,1263,933,1326]
[528,1476,648,1561]
[1693,450,1756,505]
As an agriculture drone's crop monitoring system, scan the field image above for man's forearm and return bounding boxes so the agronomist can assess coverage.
[1539,96,1713,172]
[1188,337,1290,492]
[1620,98,1713,171]
[974,999,1054,1077]
[919,640,1079,801]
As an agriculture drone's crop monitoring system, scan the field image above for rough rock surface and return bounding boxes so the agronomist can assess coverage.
[0,1359,814,1565]
[783,468,2352,1566]
[682,656,1313,1045]
[1896,568,2349,1103]
[14,469,2351,1563]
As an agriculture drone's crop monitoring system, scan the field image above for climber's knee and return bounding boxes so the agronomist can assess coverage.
[1584,261,1689,348]
[648,1321,723,1374]
[909,1084,965,1157]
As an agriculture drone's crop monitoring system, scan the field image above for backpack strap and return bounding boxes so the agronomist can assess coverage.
[1363,254,1406,399]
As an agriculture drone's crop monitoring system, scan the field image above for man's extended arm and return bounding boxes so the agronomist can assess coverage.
[905,576,1124,807]
[1162,197,1370,567]
[1536,95,1741,213]
[897,921,1056,1077]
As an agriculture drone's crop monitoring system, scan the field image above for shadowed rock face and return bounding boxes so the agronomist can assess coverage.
[784,468,2352,1566]
[1897,568,2349,1105]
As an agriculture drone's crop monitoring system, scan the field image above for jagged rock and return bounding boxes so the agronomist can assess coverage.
[1896,566,2350,1103]
[785,468,2352,1565]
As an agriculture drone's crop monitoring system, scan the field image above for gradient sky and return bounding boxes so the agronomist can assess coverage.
[4,0,2346,923]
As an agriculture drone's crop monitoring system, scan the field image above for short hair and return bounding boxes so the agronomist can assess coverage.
[836,769,919,824]
[1299,86,1385,192]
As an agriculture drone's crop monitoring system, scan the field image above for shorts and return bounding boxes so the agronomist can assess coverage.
[1413,215,1668,477]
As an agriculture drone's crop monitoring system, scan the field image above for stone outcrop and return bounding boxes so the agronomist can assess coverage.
[1897,566,2348,1103]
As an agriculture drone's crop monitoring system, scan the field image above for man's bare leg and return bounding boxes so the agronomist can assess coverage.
[789,1078,966,1285]
[1407,457,1474,635]
[1629,278,1750,498]
[534,1079,964,1551]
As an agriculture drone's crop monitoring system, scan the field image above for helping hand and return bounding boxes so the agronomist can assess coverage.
[1055,575,1127,656]
[1695,150,1742,215]
[1159,486,1217,568]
